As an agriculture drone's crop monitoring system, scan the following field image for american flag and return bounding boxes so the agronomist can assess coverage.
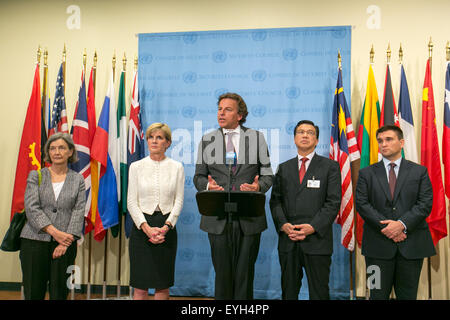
[329,68,360,251]
[49,64,68,136]
[70,72,93,228]
[125,71,145,237]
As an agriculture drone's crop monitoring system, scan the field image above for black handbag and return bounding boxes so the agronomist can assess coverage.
[0,212,27,252]
[1,170,41,252]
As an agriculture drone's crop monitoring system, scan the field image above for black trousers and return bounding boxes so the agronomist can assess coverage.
[365,251,424,300]
[20,238,77,300]
[278,242,331,300]
[208,220,261,300]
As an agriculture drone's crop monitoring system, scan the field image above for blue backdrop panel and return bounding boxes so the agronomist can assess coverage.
[138,26,351,299]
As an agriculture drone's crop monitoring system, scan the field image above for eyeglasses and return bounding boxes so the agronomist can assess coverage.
[295,130,316,136]
[49,146,68,152]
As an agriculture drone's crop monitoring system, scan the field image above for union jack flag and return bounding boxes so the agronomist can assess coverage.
[329,67,360,251]
[49,64,68,136]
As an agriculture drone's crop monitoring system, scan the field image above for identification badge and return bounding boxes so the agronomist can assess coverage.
[307,177,320,188]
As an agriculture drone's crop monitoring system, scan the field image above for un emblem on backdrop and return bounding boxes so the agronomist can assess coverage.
[183,33,198,44]
[180,213,195,225]
[214,88,228,99]
[212,50,227,63]
[139,54,153,64]
[252,70,267,82]
[252,30,267,41]
[183,71,197,84]
[285,86,301,99]
[285,121,297,135]
[185,175,193,188]
[182,106,197,118]
[251,105,267,118]
[332,29,347,39]
[282,48,298,61]
[179,248,195,262]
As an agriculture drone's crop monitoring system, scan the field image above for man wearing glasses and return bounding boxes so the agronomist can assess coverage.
[270,120,341,300]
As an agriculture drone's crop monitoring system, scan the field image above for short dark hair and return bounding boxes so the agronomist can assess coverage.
[376,125,404,140]
[218,92,248,125]
[294,120,319,139]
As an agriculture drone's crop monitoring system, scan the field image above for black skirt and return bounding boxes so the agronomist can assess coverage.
[129,212,177,290]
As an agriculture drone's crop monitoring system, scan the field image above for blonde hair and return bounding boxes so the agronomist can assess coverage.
[145,122,172,142]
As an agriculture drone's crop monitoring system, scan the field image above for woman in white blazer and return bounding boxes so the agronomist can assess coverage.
[21,132,85,300]
[127,123,184,300]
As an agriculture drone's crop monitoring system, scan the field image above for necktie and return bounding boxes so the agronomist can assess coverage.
[389,163,397,199]
[226,132,237,190]
[299,157,308,184]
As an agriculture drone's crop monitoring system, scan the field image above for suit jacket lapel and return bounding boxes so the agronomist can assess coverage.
[374,161,392,201]
[393,158,411,202]
[295,153,320,194]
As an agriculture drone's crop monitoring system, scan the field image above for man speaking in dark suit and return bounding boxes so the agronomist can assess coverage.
[269,120,341,300]
[194,92,273,299]
[355,125,435,300]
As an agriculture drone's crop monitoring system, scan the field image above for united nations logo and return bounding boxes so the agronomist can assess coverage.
[141,89,155,101]
[183,33,198,44]
[251,30,267,41]
[180,213,195,225]
[285,121,297,135]
[185,175,193,188]
[251,105,267,118]
[214,88,228,98]
[139,54,153,64]
[183,71,197,84]
[182,106,197,118]
[212,50,227,63]
[252,70,267,82]
[179,248,195,262]
[256,252,267,264]
[285,86,301,99]
[332,29,347,39]
[282,48,298,61]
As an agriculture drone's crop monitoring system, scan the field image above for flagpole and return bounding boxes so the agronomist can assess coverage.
[41,49,48,164]
[116,52,126,299]
[427,37,433,300]
[62,44,66,97]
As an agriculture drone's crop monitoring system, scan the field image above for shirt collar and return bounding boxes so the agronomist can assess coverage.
[298,151,315,162]
[382,156,402,169]
[223,125,241,135]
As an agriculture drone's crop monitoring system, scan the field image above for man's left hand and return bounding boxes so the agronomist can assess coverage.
[240,175,260,191]
[380,220,405,240]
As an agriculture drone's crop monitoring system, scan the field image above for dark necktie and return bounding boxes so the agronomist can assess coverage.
[299,157,308,184]
[226,132,237,190]
[389,163,397,199]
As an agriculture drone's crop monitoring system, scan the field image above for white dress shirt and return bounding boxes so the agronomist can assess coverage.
[297,151,316,172]
[127,156,185,229]
[223,125,241,159]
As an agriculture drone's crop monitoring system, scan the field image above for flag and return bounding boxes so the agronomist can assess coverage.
[91,70,119,241]
[111,70,128,237]
[356,64,381,247]
[330,68,361,251]
[85,67,98,234]
[48,64,68,136]
[380,65,400,127]
[398,64,419,163]
[70,70,94,234]
[421,59,447,245]
[443,62,450,204]
[10,64,41,220]
[40,66,49,164]
[125,71,145,237]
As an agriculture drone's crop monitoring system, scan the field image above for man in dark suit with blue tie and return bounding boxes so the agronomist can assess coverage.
[194,92,273,300]
[355,125,435,299]
[270,120,341,300]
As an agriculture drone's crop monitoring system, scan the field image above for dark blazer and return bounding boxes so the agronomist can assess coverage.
[355,158,436,260]
[21,168,86,242]
[269,154,341,255]
[194,126,274,235]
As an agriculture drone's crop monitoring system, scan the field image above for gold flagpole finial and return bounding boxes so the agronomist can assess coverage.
[386,42,391,64]
[37,45,42,64]
[123,52,127,72]
[112,51,116,70]
[370,45,374,64]
[134,54,138,72]
[83,48,87,73]
[337,50,342,70]
[446,41,450,61]
[93,50,98,69]
[44,48,48,67]
[399,43,403,64]
[62,43,66,63]
[428,37,433,59]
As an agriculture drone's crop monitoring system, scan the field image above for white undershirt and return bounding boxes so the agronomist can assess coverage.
[52,181,64,201]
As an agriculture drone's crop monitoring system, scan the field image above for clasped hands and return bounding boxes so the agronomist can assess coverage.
[141,223,168,244]
[44,225,74,259]
[282,223,315,241]
[380,220,406,243]
[207,175,260,191]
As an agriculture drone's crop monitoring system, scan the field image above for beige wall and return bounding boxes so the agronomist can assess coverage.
[1,0,449,299]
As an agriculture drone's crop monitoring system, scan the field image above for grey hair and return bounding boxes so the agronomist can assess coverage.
[43,132,79,164]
